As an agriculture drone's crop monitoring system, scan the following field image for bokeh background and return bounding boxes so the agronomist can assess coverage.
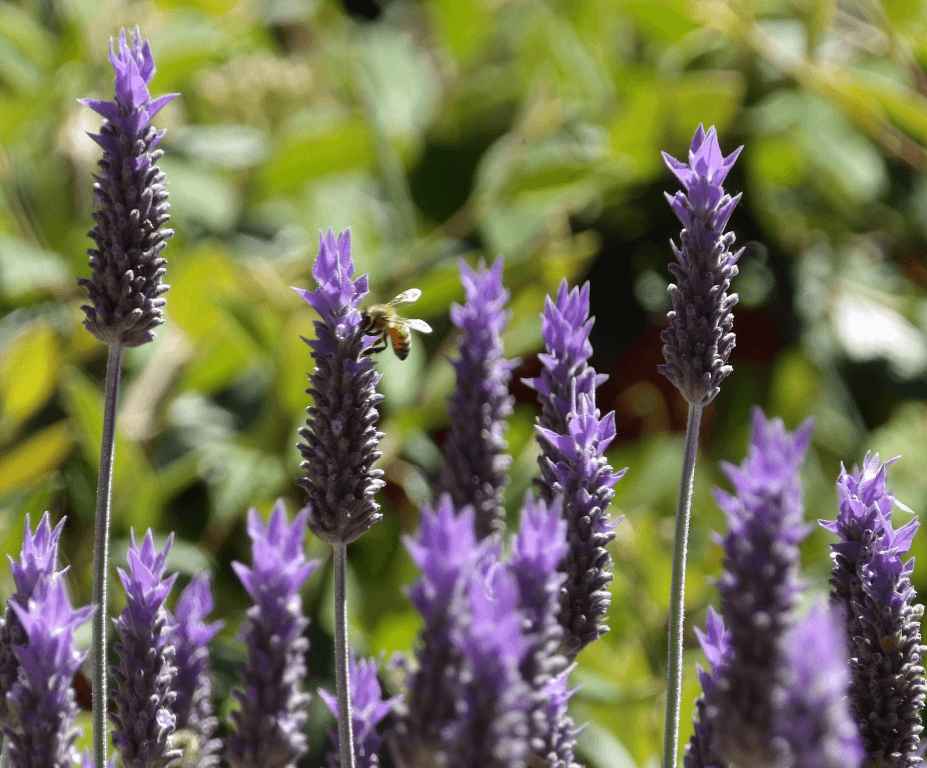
[3,0,927,765]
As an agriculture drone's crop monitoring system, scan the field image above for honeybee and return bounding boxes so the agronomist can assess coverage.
[360,288,433,360]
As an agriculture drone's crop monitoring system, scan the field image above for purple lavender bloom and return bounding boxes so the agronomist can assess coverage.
[319,655,401,768]
[523,280,607,440]
[226,500,320,768]
[78,27,177,347]
[709,408,814,768]
[110,529,180,768]
[439,257,516,540]
[660,125,743,405]
[536,391,625,659]
[536,669,584,768]
[4,575,95,768]
[79,748,116,768]
[820,454,926,767]
[294,229,385,544]
[0,513,67,725]
[772,602,864,768]
[684,607,731,768]
[169,573,224,768]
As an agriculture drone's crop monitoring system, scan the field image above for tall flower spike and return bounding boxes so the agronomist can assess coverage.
[439,257,516,540]
[709,408,814,768]
[110,530,180,768]
[295,229,385,544]
[170,573,224,768]
[821,454,926,767]
[660,124,743,405]
[684,607,731,768]
[772,601,864,768]
[319,655,401,768]
[0,513,67,726]
[78,27,178,347]
[5,575,95,768]
[226,500,320,768]
[536,390,625,658]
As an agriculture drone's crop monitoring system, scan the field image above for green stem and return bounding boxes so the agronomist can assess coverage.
[662,401,703,768]
[333,541,355,768]
[92,342,122,768]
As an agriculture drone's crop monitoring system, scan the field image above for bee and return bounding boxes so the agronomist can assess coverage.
[360,288,433,360]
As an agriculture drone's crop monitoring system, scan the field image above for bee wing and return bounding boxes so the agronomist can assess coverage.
[404,318,433,334]
[387,288,422,306]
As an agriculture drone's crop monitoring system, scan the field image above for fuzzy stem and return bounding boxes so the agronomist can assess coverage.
[662,402,703,768]
[1,738,10,768]
[92,342,123,768]
[333,541,355,768]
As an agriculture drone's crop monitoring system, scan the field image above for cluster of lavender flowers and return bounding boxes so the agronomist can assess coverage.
[5,25,923,768]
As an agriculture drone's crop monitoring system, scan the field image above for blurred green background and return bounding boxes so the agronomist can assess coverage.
[3,0,927,765]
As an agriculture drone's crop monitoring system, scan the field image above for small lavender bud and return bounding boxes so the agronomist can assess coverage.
[710,408,814,768]
[439,257,516,540]
[684,607,731,768]
[536,391,625,658]
[5,575,95,768]
[226,500,319,768]
[660,125,743,405]
[170,573,224,768]
[820,454,926,767]
[772,602,864,768]
[110,529,180,768]
[0,513,67,727]
[77,27,178,348]
[319,655,401,768]
[294,229,385,544]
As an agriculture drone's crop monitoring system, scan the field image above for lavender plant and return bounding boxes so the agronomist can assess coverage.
[659,124,743,768]
[78,27,177,768]
[109,530,180,768]
[226,501,319,768]
[439,257,516,540]
[821,454,926,767]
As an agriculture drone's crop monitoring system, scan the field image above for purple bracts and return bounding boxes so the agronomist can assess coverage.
[536,392,625,658]
[110,530,180,768]
[295,229,385,544]
[439,257,515,540]
[0,513,66,725]
[710,409,814,768]
[821,454,926,768]
[684,608,731,768]
[78,27,177,347]
[319,655,401,768]
[170,573,224,768]
[773,602,864,768]
[660,125,743,405]
[226,501,319,768]
[5,576,94,768]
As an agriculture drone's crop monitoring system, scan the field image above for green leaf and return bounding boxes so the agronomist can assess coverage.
[0,323,60,432]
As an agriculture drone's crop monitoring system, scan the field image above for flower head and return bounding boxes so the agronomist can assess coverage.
[226,501,320,768]
[684,607,731,768]
[4,575,95,768]
[660,125,743,405]
[78,27,178,347]
[295,229,385,544]
[110,529,180,768]
[439,257,516,540]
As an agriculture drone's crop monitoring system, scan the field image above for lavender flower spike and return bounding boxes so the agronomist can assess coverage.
[170,573,225,768]
[439,257,516,540]
[78,27,177,347]
[821,454,926,767]
[772,601,864,768]
[710,408,814,768]
[0,513,67,726]
[684,607,731,768]
[319,655,401,768]
[110,529,180,768]
[5,575,95,768]
[226,500,320,768]
[660,125,743,405]
[295,229,385,544]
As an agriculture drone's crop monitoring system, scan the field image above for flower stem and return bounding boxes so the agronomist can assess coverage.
[333,541,355,768]
[92,342,122,768]
[662,402,703,768]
